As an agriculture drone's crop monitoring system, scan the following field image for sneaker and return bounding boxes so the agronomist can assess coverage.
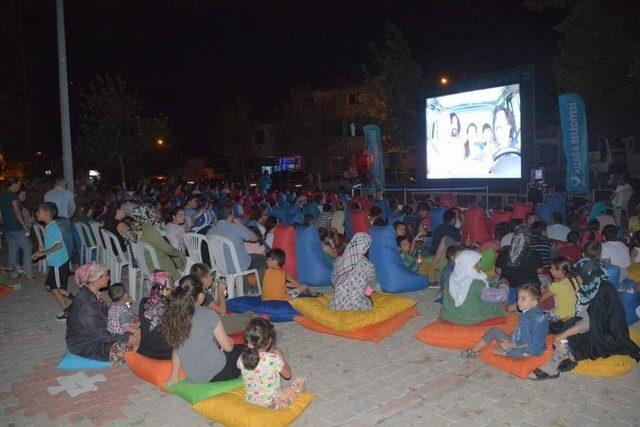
[56,312,68,321]
[460,349,477,359]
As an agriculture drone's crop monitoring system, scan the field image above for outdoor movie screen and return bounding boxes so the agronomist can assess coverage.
[426,84,521,179]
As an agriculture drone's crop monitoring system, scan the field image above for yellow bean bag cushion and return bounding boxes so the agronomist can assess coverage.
[572,328,640,377]
[628,263,640,283]
[191,386,314,427]
[289,293,417,332]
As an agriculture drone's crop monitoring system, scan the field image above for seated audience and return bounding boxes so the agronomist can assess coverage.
[138,271,174,360]
[557,231,582,263]
[530,220,554,268]
[546,212,571,242]
[430,209,461,255]
[580,219,602,247]
[440,250,506,324]
[329,233,375,311]
[601,224,631,280]
[164,207,187,253]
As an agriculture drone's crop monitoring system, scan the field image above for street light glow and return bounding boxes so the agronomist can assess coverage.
[157,139,164,146]
[439,76,449,85]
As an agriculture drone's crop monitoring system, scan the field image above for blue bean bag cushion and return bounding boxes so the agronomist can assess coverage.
[287,192,297,204]
[605,264,621,286]
[535,203,553,225]
[388,213,405,225]
[344,207,354,240]
[546,193,567,219]
[371,200,391,220]
[295,225,333,286]
[226,296,299,322]
[302,202,320,219]
[430,207,447,230]
[619,279,639,325]
[57,349,112,371]
[369,226,428,293]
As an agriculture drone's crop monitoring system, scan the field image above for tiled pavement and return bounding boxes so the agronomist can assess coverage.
[0,273,639,427]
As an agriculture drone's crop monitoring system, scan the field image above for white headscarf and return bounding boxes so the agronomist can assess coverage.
[448,250,487,307]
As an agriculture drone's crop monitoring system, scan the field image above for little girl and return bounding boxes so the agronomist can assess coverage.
[580,219,602,247]
[544,257,579,333]
[237,318,307,408]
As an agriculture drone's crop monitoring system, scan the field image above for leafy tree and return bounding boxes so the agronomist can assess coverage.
[273,84,328,175]
[364,23,423,148]
[208,94,255,171]
[77,75,171,186]
[528,0,640,137]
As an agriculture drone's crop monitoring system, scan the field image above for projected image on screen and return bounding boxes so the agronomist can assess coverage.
[426,84,521,179]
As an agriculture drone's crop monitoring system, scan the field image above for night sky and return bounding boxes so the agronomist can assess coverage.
[19,0,566,156]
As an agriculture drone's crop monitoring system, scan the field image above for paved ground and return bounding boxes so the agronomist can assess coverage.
[1,268,639,427]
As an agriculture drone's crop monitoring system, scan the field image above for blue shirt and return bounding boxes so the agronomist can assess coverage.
[509,306,548,357]
[207,220,253,271]
[44,221,69,267]
[44,186,76,218]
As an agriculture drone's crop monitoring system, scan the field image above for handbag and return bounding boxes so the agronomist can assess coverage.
[480,283,509,303]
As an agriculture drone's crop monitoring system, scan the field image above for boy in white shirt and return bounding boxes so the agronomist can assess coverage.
[601,224,631,280]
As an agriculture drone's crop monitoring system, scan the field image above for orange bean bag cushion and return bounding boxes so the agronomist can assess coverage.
[125,351,185,390]
[478,335,554,379]
[294,308,419,343]
[416,314,518,350]
[273,224,297,279]
[0,284,13,300]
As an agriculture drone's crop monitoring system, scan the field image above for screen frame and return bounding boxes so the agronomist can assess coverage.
[419,66,534,192]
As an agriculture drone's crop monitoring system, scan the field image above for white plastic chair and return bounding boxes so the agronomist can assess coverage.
[207,235,261,299]
[100,229,140,297]
[32,223,48,274]
[90,222,107,263]
[183,232,207,264]
[130,241,161,298]
[74,222,97,264]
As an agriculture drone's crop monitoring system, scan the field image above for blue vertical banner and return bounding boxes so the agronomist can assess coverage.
[558,93,590,193]
[363,124,385,192]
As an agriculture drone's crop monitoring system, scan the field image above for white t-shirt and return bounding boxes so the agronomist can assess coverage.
[601,241,631,279]
[546,224,571,242]
[500,232,513,248]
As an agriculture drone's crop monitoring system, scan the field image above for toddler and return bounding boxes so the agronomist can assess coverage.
[238,318,307,409]
[463,283,548,359]
[262,249,319,300]
[107,283,140,341]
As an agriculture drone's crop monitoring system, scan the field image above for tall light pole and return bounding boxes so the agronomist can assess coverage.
[56,0,74,191]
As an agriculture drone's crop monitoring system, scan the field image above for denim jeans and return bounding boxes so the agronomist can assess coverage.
[6,230,33,275]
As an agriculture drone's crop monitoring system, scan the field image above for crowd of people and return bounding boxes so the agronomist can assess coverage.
[1,173,639,411]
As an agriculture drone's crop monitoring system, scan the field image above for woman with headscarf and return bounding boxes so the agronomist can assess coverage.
[65,262,137,364]
[440,250,506,324]
[495,224,543,305]
[329,233,376,311]
[530,258,640,379]
[137,270,174,360]
[130,204,186,280]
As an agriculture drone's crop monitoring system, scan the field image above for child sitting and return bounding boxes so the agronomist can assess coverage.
[462,283,548,359]
[319,229,338,262]
[557,231,582,263]
[601,224,631,280]
[238,318,307,409]
[244,226,266,255]
[107,283,140,343]
[544,257,579,333]
[262,249,319,300]
[397,235,420,273]
[438,245,463,291]
[580,219,602,247]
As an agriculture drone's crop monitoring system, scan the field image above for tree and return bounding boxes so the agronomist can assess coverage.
[529,0,640,137]
[364,23,423,148]
[208,94,255,171]
[77,75,171,186]
[273,84,328,175]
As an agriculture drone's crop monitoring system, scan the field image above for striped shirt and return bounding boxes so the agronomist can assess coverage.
[530,235,554,267]
[316,212,333,231]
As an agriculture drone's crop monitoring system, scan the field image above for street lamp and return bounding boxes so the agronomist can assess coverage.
[439,76,449,86]
[156,139,164,147]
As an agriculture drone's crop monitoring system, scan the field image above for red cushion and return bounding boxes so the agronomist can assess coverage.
[351,211,371,234]
[512,202,533,220]
[439,194,458,208]
[272,224,297,279]
[462,206,490,244]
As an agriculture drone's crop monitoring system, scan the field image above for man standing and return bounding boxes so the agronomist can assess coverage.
[44,177,76,263]
[0,179,33,278]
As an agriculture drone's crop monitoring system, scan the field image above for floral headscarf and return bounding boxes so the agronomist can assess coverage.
[575,257,609,313]
[508,224,532,267]
[333,233,372,283]
[75,262,109,285]
[128,204,157,242]
[143,270,173,331]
